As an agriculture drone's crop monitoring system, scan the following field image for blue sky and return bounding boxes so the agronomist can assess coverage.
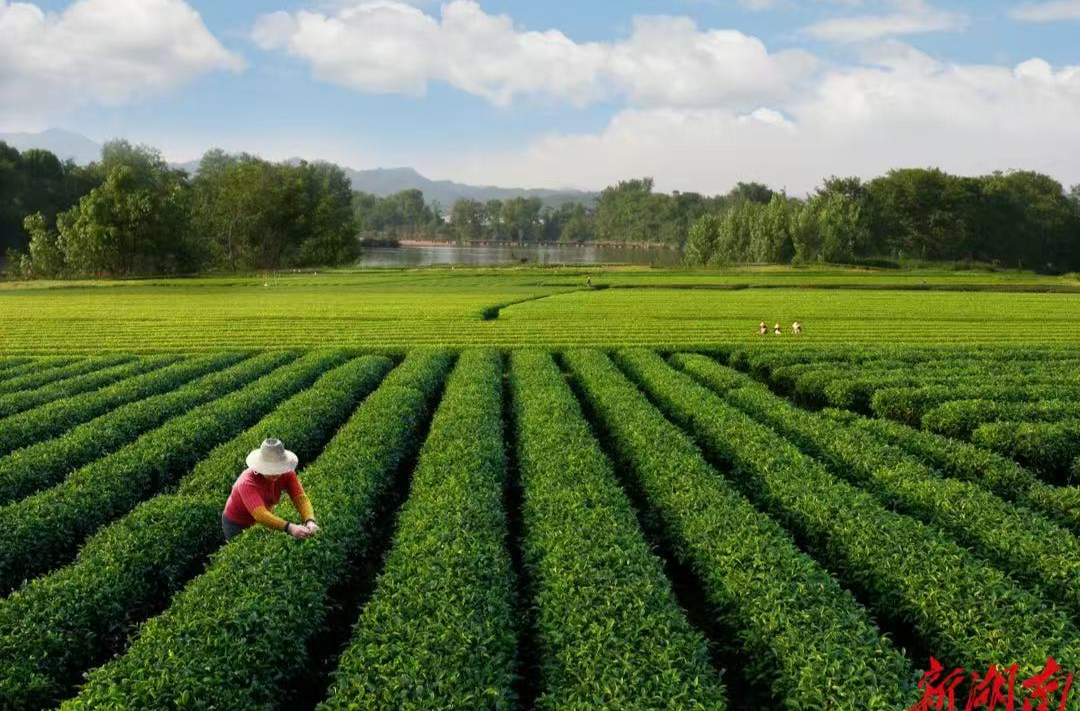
[2,0,1079,193]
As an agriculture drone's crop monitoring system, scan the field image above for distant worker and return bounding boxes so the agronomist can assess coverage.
[792,321,802,335]
[222,439,319,541]
[774,323,782,335]
[586,275,592,287]
[758,321,768,336]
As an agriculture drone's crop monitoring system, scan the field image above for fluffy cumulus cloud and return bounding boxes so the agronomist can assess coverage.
[802,0,968,42]
[0,0,243,124]
[428,44,1080,194]
[252,1,816,108]
[1011,0,1080,22]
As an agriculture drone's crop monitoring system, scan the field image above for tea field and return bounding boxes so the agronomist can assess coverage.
[1,267,1079,710]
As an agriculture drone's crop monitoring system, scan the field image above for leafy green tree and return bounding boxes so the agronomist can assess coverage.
[501,197,542,242]
[809,190,867,264]
[23,213,66,277]
[298,162,359,266]
[558,203,595,243]
[595,178,662,244]
[725,181,775,206]
[450,199,484,242]
[59,158,195,276]
[684,213,724,266]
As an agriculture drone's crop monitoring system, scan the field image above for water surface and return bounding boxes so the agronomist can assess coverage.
[356,243,683,268]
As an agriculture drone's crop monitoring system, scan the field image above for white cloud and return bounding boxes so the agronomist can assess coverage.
[0,0,243,125]
[1011,0,1080,22]
[425,46,1080,195]
[253,1,817,109]
[803,0,968,42]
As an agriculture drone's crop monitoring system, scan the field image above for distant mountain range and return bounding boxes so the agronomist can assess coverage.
[2,129,596,209]
[0,128,103,166]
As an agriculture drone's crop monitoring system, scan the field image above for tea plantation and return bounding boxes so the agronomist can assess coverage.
[1,267,1079,710]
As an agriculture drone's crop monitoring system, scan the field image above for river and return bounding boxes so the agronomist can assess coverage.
[355,242,684,268]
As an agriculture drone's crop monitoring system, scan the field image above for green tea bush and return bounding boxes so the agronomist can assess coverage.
[510,350,726,711]
[0,357,67,380]
[0,352,282,505]
[923,399,1080,440]
[0,355,174,417]
[566,349,912,710]
[0,354,393,711]
[0,355,131,395]
[0,350,337,593]
[972,420,1080,483]
[0,353,243,456]
[0,352,287,501]
[61,350,452,711]
[319,351,517,711]
[617,349,1080,681]
[872,384,1080,425]
[684,360,1080,621]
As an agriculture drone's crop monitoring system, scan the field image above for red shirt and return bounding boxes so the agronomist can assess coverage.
[224,468,304,526]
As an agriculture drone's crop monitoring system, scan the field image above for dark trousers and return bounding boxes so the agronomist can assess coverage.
[222,512,248,541]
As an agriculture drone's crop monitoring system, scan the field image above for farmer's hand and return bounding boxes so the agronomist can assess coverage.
[288,524,311,540]
[305,521,320,534]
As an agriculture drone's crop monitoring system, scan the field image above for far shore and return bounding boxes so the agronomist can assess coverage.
[396,239,677,250]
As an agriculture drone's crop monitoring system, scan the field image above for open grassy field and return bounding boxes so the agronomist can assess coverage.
[1,266,1079,710]
[2,265,1080,352]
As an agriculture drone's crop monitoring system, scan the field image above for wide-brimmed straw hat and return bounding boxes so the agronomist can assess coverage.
[246,438,298,476]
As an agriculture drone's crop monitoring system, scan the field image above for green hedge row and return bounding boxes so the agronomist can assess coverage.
[565,349,912,710]
[819,408,1080,535]
[61,350,452,711]
[0,352,280,506]
[509,350,726,711]
[972,420,1080,484]
[0,355,176,418]
[923,399,1080,440]
[871,383,1080,425]
[677,356,1080,622]
[784,363,1077,411]
[0,350,336,594]
[618,349,1080,681]
[0,357,56,380]
[0,352,243,457]
[0,355,130,395]
[0,354,393,711]
[319,351,517,711]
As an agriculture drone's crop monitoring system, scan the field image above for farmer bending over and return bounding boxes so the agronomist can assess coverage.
[222,438,319,541]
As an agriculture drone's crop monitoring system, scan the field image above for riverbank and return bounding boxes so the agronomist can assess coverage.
[397,239,677,250]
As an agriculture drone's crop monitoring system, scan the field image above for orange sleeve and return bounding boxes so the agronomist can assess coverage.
[292,494,315,522]
[251,505,289,531]
[284,473,315,521]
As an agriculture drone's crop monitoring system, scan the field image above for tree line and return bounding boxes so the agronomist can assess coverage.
[683,171,1080,272]
[3,137,1079,276]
